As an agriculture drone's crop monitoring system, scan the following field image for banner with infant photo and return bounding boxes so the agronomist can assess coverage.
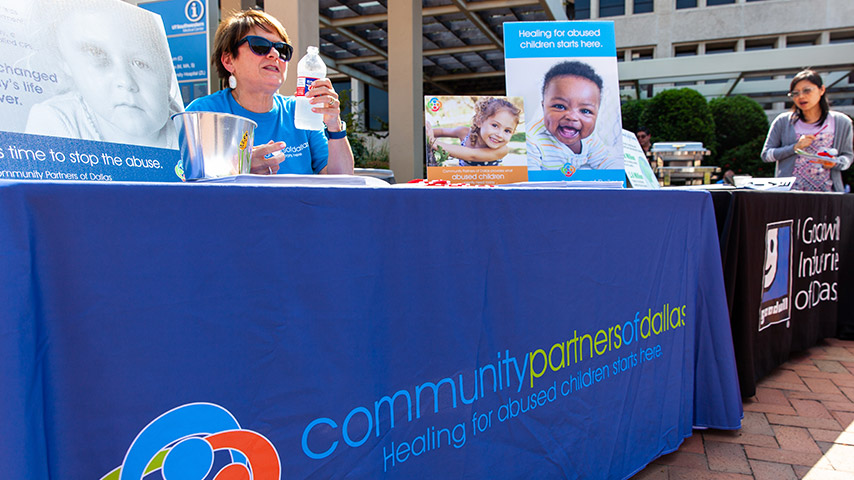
[0,0,184,182]
[505,21,624,184]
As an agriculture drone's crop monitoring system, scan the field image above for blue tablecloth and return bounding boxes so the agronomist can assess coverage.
[0,181,741,479]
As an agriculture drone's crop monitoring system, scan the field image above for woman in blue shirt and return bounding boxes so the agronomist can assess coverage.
[186,9,353,175]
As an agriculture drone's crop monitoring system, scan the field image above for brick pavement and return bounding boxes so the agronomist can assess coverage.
[633,338,854,480]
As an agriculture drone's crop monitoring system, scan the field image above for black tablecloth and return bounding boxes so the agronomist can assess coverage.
[711,191,854,397]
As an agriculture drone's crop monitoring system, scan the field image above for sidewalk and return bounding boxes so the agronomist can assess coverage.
[634,338,854,480]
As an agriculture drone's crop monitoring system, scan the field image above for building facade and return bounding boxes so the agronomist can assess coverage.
[573,0,854,117]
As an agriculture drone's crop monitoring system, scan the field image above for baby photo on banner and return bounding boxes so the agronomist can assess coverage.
[504,21,624,183]
[425,95,528,185]
[0,0,185,182]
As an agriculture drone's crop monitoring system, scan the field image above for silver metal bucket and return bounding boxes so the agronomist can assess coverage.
[172,111,257,180]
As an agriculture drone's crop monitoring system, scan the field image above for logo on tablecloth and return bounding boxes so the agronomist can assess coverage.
[100,403,280,480]
[759,220,792,331]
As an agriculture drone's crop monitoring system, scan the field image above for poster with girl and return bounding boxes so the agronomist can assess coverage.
[425,95,528,185]
[504,21,624,184]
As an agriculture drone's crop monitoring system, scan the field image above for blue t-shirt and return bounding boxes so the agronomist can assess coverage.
[185,89,328,174]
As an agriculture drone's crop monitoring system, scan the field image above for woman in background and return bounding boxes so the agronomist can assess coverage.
[761,69,852,192]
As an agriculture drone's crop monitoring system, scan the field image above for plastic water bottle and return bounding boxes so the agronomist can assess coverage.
[294,46,327,130]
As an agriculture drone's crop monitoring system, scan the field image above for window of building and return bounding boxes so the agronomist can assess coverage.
[786,34,819,47]
[705,41,737,54]
[830,30,854,44]
[676,0,697,9]
[600,0,625,17]
[642,84,654,99]
[745,38,776,51]
[706,0,735,5]
[674,44,698,57]
[574,0,591,19]
[367,84,389,131]
[634,0,654,14]
[617,50,626,62]
[631,48,654,60]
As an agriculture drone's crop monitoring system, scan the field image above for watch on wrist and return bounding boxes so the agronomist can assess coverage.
[325,120,347,140]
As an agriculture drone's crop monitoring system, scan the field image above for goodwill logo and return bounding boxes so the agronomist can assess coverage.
[759,220,792,331]
[101,403,280,480]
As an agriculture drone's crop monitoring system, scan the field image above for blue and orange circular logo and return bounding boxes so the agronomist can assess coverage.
[101,403,280,480]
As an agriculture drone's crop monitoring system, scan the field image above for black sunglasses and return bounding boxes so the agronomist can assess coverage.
[236,35,293,61]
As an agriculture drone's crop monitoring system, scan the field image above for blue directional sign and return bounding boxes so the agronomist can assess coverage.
[140,0,210,103]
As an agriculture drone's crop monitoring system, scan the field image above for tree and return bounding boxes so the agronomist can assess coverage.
[621,98,649,136]
[709,96,770,176]
[639,88,716,154]
[709,95,768,154]
[716,136,775,177]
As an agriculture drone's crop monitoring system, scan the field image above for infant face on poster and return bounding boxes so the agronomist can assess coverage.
[540,63,602,155]
[60,11,171,139]
[25,0,180,148]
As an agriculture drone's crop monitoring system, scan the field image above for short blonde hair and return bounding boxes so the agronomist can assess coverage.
[212,9,290,84]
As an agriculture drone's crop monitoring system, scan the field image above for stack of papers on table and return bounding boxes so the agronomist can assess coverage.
[501,180,624,189]
[743,177,796,191]
[666,177,796,191]
[666,184,736,190]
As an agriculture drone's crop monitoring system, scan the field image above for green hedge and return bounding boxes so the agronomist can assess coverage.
[716,136,775,177]
[620,98,649,137]
[638,88,716,155]
[622,91,790,178]
[709,95,768,153]
[708,95,770,176]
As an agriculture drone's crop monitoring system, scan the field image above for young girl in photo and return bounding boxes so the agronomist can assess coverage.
[427,97,521,166]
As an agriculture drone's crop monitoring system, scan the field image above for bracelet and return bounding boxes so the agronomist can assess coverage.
[325,120,347,140]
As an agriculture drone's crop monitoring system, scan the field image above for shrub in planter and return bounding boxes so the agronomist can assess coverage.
[709,95,768,155]
[639,88,716,154]
[621,98,649,136]
[716,135,774,178]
